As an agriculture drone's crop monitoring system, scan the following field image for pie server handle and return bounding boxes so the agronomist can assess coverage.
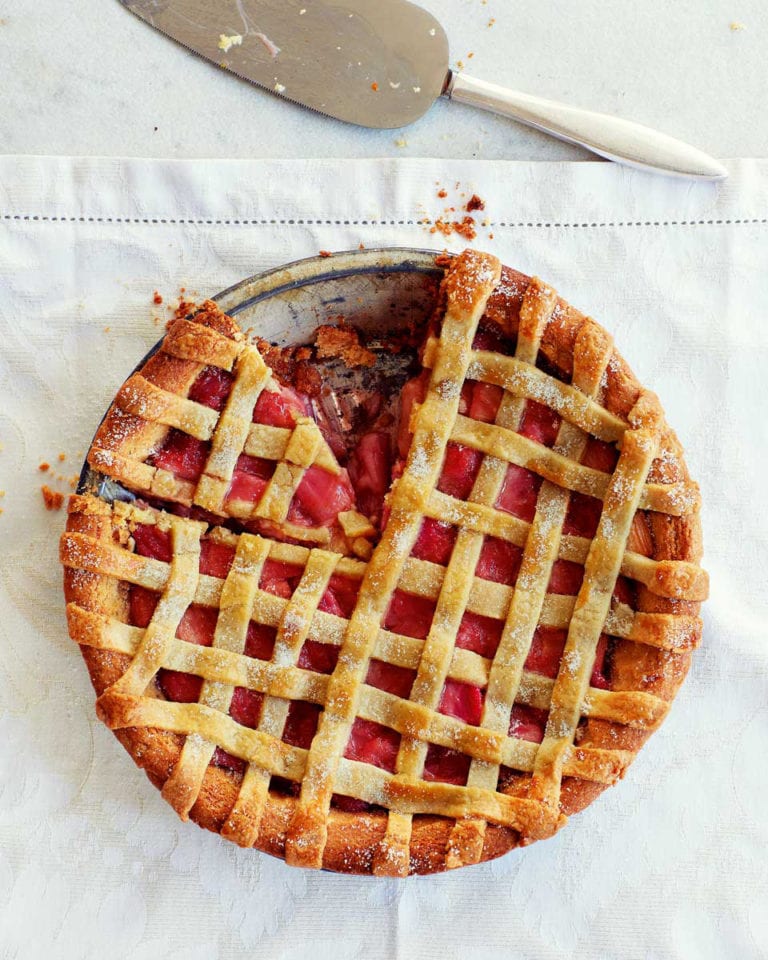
[446,72,727,181]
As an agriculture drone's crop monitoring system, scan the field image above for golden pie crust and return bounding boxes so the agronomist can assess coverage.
[61,250,707,876]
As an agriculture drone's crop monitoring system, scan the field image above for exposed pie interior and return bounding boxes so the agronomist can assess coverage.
[61,249,708,876]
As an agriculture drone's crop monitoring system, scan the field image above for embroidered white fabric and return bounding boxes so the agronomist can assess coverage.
[0,156,766,959]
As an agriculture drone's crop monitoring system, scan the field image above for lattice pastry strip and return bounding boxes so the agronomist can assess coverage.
[65,497,638,808]
[283,251,504,869]
[87,304,373,556]
[68,580,693,705]
[450,414,697,516]
[445,318,615,869]
[65,528,674,733]
[161,533,271,818]
[372,275,558,875]
[62,490,692,840]
[95,513,204,722]
[223,548,341,848]
[531,393,663,809]
[193,345,271,512]
[423,490,707,601]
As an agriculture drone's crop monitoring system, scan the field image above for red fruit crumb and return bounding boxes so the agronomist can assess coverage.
[371,82,379,92]
[153,291,163,305]
[38,462,50,472]
[437,189,447,199]
[41,485,64,510]
[466,194,485,212]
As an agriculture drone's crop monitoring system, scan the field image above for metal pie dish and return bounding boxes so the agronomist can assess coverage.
[78,246,443,498]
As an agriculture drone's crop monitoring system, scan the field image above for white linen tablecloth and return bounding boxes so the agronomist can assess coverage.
[1,156,767,959]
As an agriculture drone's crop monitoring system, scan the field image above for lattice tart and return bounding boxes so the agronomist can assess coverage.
[61,249,707,876]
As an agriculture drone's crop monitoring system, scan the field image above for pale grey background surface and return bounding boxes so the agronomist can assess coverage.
[1,0,766,161]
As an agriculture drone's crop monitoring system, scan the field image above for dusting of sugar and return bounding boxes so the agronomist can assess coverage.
[562,649,581,674]
[408,444,429,478]
[437,378,459,401]
[281,608,307,637]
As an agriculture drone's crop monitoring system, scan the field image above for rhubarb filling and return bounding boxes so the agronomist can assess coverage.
[127,313,638,807]
[148,366,357,542]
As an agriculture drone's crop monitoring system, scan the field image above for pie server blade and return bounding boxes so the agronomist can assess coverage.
[119,0,726,180]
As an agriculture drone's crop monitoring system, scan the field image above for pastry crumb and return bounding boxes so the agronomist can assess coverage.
[38,461,50,472]
[153,291,163,305]
[729,20,746,30]
[421,183,492,241]
[394,137,408,148]
[58,452,66,462]
[41,485,64,511]
[319,250,333,258]
[174,295,196,321]
[315,325,376,368]
[430,216,477,241]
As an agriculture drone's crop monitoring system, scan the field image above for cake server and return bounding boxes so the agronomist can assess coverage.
[119,0,726,180]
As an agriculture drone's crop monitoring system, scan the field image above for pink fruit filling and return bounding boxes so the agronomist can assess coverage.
[288,466,354,526]
[437,443,483,500]
[188,365,234,411]
[151,431,210,482]
[412,518,457,565]
[126,321,637,801]
[226,455,274,505]
[150,367,355,535]
[252,383,310,428]
[347,432,391,526]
